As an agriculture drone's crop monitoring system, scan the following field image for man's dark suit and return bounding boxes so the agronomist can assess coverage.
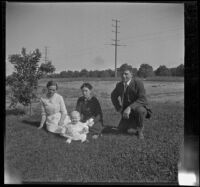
[111,78,152,133]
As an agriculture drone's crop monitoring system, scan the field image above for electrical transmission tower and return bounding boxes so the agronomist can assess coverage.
[105,19,127,78]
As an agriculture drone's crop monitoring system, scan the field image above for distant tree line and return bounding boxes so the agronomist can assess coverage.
[47,63,184,78]
[5,47,183,115]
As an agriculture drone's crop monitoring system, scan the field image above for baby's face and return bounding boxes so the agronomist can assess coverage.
[71,113,80,124]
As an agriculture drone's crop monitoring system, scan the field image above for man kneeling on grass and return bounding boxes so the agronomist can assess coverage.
[111,64,152,140]
[60,111,94,144]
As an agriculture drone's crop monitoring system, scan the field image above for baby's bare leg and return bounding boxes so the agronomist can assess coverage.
[80,134,87,142]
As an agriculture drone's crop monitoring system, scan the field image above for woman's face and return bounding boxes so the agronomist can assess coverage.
[47,85,57,97]
[81,87,91,99]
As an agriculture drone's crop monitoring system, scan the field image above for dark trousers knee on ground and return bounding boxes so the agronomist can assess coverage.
[118,106,147,133]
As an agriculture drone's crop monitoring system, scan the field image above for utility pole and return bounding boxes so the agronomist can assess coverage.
[105,19,127,78]
[44,46,48,63]
[113,19,119,78]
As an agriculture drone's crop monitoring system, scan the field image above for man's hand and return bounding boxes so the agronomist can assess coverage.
[122,106,131,119]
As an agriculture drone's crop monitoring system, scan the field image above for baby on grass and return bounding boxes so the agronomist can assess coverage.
[60,111,94,144]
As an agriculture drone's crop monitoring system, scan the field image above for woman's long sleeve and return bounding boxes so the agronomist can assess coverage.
[60,96,67,115]
[75,99,81,113]
[91,98,103,123]
[40,99,47,116]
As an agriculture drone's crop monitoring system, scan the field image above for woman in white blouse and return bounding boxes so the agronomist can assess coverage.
[38,81,70,133]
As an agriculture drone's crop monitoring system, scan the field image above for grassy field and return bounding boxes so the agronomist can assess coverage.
[39,76,184,82]
[5,78,184,184]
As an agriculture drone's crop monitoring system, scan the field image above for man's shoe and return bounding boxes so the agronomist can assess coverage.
[127,128,137,134]
[92,135,99,139]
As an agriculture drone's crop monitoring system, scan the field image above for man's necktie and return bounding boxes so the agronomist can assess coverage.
[121,83,128,108]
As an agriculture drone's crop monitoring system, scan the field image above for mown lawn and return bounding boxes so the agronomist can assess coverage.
[5,100,184,184]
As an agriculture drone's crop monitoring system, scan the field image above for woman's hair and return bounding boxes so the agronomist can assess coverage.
[46,80,58,90]
[80,82,93,90]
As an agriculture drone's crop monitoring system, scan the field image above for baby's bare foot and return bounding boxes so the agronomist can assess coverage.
[66,139,71,144]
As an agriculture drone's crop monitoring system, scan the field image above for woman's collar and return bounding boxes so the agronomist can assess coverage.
[46,92,57,99]
[84,95,92,101]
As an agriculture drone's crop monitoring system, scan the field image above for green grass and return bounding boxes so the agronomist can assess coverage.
[5,101,183,183]
[5,80,184,183]
[39,76,184,83]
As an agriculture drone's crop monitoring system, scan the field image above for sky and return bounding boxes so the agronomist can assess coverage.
[6,2,184,75]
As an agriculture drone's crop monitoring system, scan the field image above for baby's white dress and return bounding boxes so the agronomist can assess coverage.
[40,93,70,133]
[60,119,94,143]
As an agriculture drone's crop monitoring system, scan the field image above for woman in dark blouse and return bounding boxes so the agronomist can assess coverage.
[76,83,104,139]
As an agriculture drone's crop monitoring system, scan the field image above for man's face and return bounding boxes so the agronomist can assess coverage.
[121,70,132,83]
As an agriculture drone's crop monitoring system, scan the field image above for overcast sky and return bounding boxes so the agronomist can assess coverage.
[6,2,184,75]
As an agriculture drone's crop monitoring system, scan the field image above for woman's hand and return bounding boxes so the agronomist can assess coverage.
[38,115,46,129]
[87,118,94,127]
[123,106,131,119]
[38,124,44,129]
[59,113,67,126]
[80,127,88,134]
[58,120,64,126]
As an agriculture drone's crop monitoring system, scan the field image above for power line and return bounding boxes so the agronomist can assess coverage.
[120,27,184,41]
[126,31,184,46]
[105,19,127,78]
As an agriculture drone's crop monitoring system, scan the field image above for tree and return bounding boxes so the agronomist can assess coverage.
[7,48,42,115]
[99,70,110,77]
[88,70,99,77]
[60,71,68,78]
[66,70,74,78]
[39,61,56,77]
[6,73,17,86]
[6,72,20,108]
[176,64,184,76]
[169,64,184,76]
[137,64,154,78]
[73,70,80,78]
[132,68,138,77]
[155,65,171,76]
[169,67,177,76]
[80,69,89,77]
[106,69,115,77]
